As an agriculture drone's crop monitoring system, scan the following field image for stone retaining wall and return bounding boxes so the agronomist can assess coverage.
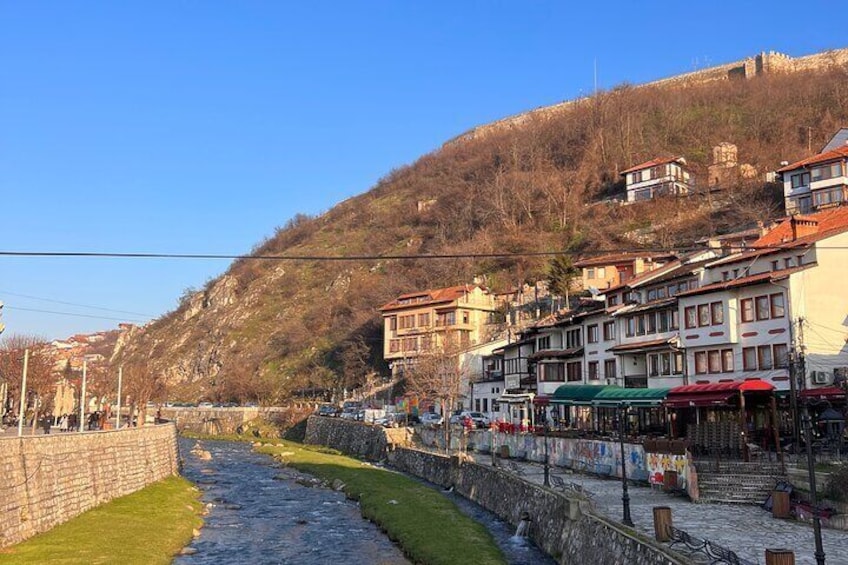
[0,424,179,548]
[305,417,685,565]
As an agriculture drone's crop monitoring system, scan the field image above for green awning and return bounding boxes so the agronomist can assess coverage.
[592,387,671,407]
[551,385,612,405]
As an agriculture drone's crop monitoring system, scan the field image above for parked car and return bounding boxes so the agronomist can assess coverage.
[376,412,407,427]
[317,404,340,417]
[449,411,490,429]
[420,412,444,427]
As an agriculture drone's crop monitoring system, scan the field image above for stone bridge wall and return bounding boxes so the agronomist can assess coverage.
[160,406,291,435]
[0,424,179,548]
[305,417,685,565]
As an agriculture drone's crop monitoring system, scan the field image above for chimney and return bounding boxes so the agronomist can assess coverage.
[790,217,819,240]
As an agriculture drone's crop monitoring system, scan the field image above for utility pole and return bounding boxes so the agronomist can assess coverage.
[79,358,87,432]
[116,366,123,430]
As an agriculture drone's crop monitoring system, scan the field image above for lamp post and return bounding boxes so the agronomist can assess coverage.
[543,421,550,487]
[618,404,634,527]
[802,404,826,565]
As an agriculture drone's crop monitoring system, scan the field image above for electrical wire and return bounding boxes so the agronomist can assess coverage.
[0,290,153,318]
[4,306,147,323]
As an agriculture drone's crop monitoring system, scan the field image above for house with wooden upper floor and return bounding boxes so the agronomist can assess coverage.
[621,156,691,203]
[778,143,848,215]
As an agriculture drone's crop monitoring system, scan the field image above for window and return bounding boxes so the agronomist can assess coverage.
[608,295,619,306]
[626,317,636,337]
[685,306,697,329]
[421,334,432,351]
[587,324,599,344]
[722,349,734,372]
[603,321,615,341]
[743,347,757,371]
[588,361,599,380]
[636,315,645,336]
[695,351,708,374]
[649,354,659,376]
[418,313,430,326]
[657,286,667,299]
[646,313,657,334]
[722,271,731,282]
[598,267,606,278]
[647,289,658,301]
[741,298,754,322]
[632,171,643,183]
[389,339,400,353]
[758,345,773,370]
[658,310,669,332]
[698,304,711,327]
[604,359,616,381]
[708,350,722,373]
[566,362,582,382]
[711,302,724,325]
[587,267,596,279]
[673,352,684,374]
[462,311,470,324]
[790,172,810,188]
[542,363,565,382]
[770,294,785,318]
[389,316,397,331]
[566,329,582,348]
[538,336,551,350]
[784,257,793,269]
[671,310,679,330]
[774,344,789,368]
[437,311,456,326]
[755,296,770,321]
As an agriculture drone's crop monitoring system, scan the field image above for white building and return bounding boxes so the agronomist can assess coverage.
[778,145,848,215]
[621,156,690,203]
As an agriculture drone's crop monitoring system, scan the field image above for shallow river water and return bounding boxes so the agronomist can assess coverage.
[175,439,554,565]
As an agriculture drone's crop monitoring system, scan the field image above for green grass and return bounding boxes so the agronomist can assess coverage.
[0,476,203,565]
[256,440,506,565]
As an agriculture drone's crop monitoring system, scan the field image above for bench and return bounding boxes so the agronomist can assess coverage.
[705,540,755,565]
[668,527,707,555]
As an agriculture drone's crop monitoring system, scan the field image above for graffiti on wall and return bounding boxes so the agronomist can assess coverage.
[645,452,688,489]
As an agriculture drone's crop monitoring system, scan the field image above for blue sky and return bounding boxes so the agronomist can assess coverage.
[1,1,846,340]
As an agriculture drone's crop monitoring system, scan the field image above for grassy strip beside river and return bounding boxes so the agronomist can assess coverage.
[0,476,203,565]
[255,440,507,565]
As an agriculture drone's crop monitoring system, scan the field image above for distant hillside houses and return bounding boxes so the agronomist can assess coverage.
[778,128,848,214]
[380,207,848,424]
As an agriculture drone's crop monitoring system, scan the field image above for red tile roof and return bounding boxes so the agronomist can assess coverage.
[776,146,848,173]
[676,266,809,298]
[620,156,685,175]
[707,207,848,268]
[379,284,483,311]
[574,252,675,268]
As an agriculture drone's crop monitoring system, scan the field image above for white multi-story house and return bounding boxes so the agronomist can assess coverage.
[621,156,691,203]
[581,308,620,387]
[678,208,848,392]
[778,145,848,214]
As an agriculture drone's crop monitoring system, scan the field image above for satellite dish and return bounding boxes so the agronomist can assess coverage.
[588,286,600,296]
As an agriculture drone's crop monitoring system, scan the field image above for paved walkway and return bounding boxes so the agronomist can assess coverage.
[470,454,848,565]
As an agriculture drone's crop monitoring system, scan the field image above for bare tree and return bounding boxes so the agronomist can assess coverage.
[403,332,470,451]
[0,334,57,432]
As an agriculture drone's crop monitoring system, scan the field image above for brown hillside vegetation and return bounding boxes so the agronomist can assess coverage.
[118,65,848,402]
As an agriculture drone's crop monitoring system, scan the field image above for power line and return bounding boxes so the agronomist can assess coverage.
[4,306,147,323]
[0,290,153,318]
[0,244,844,262]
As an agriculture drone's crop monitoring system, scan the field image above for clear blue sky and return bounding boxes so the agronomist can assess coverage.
[1,1,845,340]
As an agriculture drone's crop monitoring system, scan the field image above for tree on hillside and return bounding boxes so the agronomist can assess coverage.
[403,333,470,452]
[547,255,581,307]
[0,335,56,431]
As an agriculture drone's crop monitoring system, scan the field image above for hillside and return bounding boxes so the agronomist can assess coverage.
[117,53,848,402]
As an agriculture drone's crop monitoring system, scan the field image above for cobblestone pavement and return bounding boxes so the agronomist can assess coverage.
[469,454,848,565]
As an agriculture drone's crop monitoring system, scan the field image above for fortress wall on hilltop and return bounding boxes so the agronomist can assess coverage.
[449,48,848,145]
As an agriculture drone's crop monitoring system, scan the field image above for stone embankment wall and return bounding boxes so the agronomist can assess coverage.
[303,416,410,460]
[304,417,685,565]
[0,424,179,548]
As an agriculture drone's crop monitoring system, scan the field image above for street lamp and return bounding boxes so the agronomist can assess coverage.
[543,421,550,487]
[802,404,826,565]
[618,404,634,527]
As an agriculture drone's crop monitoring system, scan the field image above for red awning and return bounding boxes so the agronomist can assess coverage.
[800,386,846,400]
[665,392,737,408]
[533,396,550,406]
[665,379,774,408]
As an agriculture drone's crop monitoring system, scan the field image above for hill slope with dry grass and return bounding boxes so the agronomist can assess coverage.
[117,63,848,402]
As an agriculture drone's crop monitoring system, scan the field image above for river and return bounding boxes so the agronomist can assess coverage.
[175,438,554,565]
